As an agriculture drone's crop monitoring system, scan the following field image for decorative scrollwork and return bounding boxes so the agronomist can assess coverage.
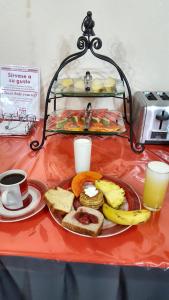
[30,140,41,151]
[90,37,102,50]
[77,36,89,50]
[132,142,145,154]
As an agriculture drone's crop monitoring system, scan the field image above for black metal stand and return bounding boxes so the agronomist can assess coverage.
[30,11,144,153]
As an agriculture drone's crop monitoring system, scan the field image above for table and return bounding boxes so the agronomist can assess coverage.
[0,121,169,299]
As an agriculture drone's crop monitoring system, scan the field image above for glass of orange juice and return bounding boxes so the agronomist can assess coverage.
[143,161,169,211]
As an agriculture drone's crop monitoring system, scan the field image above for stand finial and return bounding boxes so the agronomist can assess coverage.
[81,11,95,37]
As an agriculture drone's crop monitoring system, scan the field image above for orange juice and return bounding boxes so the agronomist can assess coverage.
[143,161,169,211]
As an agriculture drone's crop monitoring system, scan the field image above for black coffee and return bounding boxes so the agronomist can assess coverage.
[0,173,25,185]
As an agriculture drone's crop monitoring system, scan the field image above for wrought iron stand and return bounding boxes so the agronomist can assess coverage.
[30,11,144,153]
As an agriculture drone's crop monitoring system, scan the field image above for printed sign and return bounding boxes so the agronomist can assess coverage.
[0,65,40,120]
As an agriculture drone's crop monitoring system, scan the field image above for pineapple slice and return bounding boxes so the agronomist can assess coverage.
[95,179,125,208]
[95,180,120,193]
[104,189,124,209]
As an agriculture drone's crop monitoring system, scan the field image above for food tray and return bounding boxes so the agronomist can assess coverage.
[50,77,125,98]
[46,109,126,135]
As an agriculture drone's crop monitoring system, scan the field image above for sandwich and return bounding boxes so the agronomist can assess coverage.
[45,187,74,214]
[91,79,104,93]
[103,77,116,92]
[62,206,104,237]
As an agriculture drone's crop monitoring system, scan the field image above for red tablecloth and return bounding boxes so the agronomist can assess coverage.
[0,121,169,268]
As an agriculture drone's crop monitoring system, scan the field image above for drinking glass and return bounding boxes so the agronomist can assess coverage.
[74,137,92,173]
[143,161,169,211]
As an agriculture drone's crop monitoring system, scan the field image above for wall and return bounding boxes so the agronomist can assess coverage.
[0,0,168,114]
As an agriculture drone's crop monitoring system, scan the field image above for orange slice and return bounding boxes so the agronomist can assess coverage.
[71,171,102,197]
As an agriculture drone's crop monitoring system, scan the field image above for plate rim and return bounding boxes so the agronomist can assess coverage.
[0,179,47,222]
[49,175,141,238]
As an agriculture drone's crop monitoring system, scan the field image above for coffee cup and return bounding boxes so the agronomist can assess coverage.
[0,169,30,210]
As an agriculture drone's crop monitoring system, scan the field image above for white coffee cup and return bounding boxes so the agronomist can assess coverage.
[0,169,29,210]
[74,136,92,173]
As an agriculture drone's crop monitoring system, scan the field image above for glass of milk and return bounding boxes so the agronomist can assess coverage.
[74,137,92,173]
[143,161,169,211]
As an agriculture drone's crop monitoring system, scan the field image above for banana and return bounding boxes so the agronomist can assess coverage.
[102,203,151,226]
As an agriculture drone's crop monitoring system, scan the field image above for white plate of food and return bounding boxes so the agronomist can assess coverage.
[44,172,151,238]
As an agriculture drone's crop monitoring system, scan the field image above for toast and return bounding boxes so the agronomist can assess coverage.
[62,206,104,237]
[45,187,74,214]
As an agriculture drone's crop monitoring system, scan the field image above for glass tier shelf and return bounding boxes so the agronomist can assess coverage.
[46,130,126,137]
[51,91,124,98]
[46,109,126,136]
[51,77,125,98]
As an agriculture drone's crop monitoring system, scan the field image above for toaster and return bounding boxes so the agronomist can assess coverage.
[132,91,169,144]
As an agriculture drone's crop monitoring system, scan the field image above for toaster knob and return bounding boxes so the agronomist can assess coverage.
[156,111,169,121]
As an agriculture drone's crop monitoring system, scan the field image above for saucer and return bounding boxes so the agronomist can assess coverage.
[0,179,47,222]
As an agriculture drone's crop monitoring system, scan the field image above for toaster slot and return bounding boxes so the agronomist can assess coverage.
[144,92,157,101]
[157,92,169,100]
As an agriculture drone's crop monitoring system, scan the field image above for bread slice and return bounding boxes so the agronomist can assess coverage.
[45,187,74,214]
[62,206,104,237]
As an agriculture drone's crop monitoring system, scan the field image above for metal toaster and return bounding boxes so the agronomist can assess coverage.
[132,91,169,144]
